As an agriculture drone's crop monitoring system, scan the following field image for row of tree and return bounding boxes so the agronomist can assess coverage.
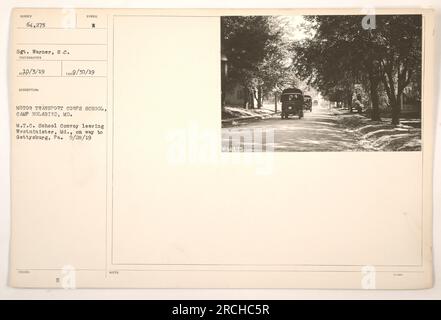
[221,16,297,109]
[221,15,422,125]
[294,15,422,124]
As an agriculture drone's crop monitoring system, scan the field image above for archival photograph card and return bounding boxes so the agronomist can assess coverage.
[9,8,434,289]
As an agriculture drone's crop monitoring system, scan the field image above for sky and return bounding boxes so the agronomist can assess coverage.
[278,15,315,42]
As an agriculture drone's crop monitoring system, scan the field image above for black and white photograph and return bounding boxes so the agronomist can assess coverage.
[221,15,423,152]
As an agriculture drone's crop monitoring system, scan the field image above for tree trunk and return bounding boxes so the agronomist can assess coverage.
[391,93,402,125]
[346,91,353,111]
[369,74,381,121]
[249,89,255,109]
[243,86,249,108]
[274,92,278,113]
[346,90,353,111]
[257,86,263,108]
[221,87,226,112]
[382,72,402,126]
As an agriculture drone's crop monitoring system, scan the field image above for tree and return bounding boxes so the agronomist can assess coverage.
[222,16,273,108]
[221,16,295,108]
[293,16,383,120]
[292,15,421,124]
[377,15,422,124]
